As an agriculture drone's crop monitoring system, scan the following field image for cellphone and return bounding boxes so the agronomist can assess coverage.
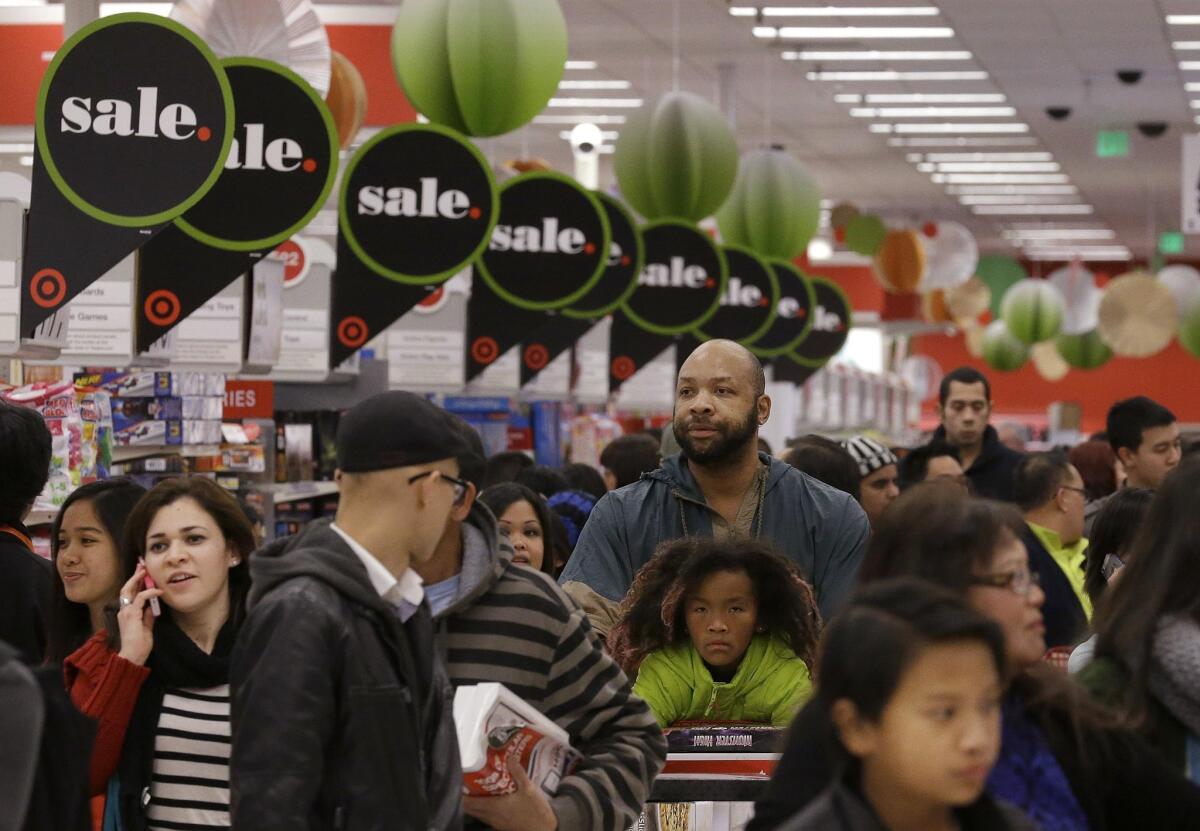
[139,558,161,617]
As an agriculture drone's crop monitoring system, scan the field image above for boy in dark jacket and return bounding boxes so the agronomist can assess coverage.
[231,392,470,831]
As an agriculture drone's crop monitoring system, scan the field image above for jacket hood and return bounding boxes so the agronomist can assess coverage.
[933,424,1005,466]
[433,502,514,619]
[647,452,789,502]
[247,519,391,614]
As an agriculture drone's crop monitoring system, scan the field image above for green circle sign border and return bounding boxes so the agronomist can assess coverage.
[790,274,854,368]
[35,12,235,228]
[694,243,780,347]
[620,218,729,337]
[474,170,612,311]
[562,190,644,320]
[174,57,340,252]
[748,258,816,358]
[337,122,499,286]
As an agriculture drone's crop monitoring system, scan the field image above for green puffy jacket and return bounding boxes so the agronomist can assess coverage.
[632,633,812,728]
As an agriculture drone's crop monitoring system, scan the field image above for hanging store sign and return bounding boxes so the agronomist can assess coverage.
[694,245,778,344]
[563,191,643,319]
[748,260,814,358]
[621,220,727,336]
[791,276,852,368]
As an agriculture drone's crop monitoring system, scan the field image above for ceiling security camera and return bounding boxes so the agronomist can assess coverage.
[1137,122,1168,138]
[1116,69,1143,85]
[1045,106,1071,121]
[570,122,603,156]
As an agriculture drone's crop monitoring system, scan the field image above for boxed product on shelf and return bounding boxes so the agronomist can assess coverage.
[115,419,182,446]
[75,370,175,397]
[183,421,223,445]
[111,396,225,434]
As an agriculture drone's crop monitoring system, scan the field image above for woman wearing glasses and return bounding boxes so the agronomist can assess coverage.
[749,481,1200,831]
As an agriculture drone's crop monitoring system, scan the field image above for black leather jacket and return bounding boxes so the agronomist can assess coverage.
[231,520,462,831]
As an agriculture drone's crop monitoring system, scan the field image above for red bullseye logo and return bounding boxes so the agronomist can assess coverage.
[143,290,182,327]
[524,343,549,371]
[418,287,445,308]
[471,336,500,365]
[611,356,636,381]
[29,268,67,309]
[337,316,369,349]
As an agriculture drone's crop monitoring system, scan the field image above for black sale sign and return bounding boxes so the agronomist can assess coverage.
[791,276,853,367]
[748,259,815,358]
[563,191,643,319]
[621,220,728,336]
[694,245,779,344]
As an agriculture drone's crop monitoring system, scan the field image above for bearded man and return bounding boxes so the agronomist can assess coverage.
[560,340,869,637]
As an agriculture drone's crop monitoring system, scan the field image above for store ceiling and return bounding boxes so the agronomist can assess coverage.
[7,0,1198,263]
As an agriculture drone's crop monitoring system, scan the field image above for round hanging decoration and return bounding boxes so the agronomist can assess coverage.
[981,319,1030,372]
[175,59,339,252]
[899,354,944,402]
[715,148,822,260]
[874,229,926,293]
[476,171,610,311]
[962,321,985,358]
[921,289,952,324]
[921,221,977,291]
[338,123,498,285]
[1031,341,1070,382]
[170,0,331,97]
[747,260,815,358]
[694,245,780,344]
[999,279,1065,344]
[1097,271,1178,358]
[975,256,1026,317]
[391,0,567,137]
[1157,264,1200,318]
[1055,329,1112,370]
[621,220,728,335]
[844,214,887,257]
[326,51,367,149]
[613,91,739,223]
[35,13,234,227]
[1047,262,1100,336]
[830,202,859,231]
[945,276,991,326]
[792,276,853,367]
[563,191,644,319]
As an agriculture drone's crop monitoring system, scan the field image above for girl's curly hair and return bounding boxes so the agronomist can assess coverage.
[608,536,822,676]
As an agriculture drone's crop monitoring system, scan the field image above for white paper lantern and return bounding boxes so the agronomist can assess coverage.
[921,221,978,291]
[1047,263,1100,336]
[1157,265,1200,318]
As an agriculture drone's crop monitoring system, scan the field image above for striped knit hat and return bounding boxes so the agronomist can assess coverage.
[842,435,898,478]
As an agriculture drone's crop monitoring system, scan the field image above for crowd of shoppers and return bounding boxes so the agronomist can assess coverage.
[4,347,1200,830]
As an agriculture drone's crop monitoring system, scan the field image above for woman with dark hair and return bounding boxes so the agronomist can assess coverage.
[750,481,1200,831]
[65,477,255,830]
[609,537,820,727]
[478,482,559,577]
[49,478,147,665]
[783,578,1034,831]
[1079,460,1200,777]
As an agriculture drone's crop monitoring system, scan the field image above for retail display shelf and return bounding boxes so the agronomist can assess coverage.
[271,480,340,504]
[112,445,222,463]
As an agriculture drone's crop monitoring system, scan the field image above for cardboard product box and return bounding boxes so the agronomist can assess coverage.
[112,397,184,432]
[114,419,183,446]
[75,370,174,398]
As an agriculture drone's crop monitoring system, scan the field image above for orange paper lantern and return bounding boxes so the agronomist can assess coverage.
[874,229,926,294]
[326,51,368,149]
[921,288,952,323]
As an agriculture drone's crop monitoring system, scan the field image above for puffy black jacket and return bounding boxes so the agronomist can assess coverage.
[932,425,1024,502]
[231,520,462,831]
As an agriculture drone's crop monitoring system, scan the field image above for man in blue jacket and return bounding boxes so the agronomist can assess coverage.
[561,340,870,636]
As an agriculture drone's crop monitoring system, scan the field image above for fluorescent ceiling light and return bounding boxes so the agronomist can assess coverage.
[755,26,954,39]
[850,106,1015,117]
[1004,229,1116,240]
[1180,62,1200,70]
[887,136,1038,147]
[872,123,1029,134]
[558,80,631,90]
[1167,15,1200,24]
[932,162,1060,172]
[863,93,1005,103]
[1189,83,1200,91]
[971,205,1094,215]
[946,185,1078,195]
[1174,42,1200,49]
[807,71,988,81]
[922,152,1053,162]
[548,98,643,108]
[565,61,598,70]
[533,114,627,125]
[933,173,1069,183]
[732,6,940,16]
[1026,251,1130,262]
[835,94,863,103]
[957,194,1082,205]
[784,50,970,60]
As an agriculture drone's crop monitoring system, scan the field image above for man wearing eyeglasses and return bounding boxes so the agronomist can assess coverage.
[1013,450,1091,649]
[231,391,470,831]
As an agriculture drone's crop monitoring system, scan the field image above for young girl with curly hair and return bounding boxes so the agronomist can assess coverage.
[609,537,821,728]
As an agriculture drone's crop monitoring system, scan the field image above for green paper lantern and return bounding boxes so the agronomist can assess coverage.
[844,214,886,257]
[976,256,1026,317]
[715,149,821,259]
[981,319,1030,371]
[613,91,739,222]
[1000,279,1065,344]
[391,0,567,137]
[1055,330,1112,370]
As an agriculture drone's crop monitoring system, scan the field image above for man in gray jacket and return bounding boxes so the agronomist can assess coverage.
[561,340,870,636]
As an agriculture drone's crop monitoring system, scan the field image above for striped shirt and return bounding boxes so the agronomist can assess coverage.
[146,684,231,830]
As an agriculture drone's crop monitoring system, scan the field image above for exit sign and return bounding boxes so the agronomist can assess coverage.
[1096,130,1130,158]
[1160,231,1185,254]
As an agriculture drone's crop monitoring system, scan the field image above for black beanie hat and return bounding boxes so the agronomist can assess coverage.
[337,391,469,473]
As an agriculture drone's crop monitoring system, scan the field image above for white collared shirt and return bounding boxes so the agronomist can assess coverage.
[331,522,424,621]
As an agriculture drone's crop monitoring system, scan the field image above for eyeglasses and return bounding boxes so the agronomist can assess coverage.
[1058,484,1088,498]
[407,470,470,505]
[969,568,1041,596]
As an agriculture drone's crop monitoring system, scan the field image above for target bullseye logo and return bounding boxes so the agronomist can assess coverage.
[337,316,369,349]
[523,343,549,371]
[29,269,67,309]
[611,355,636,381]
[143,289,182,326]
[471,336,500,365]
